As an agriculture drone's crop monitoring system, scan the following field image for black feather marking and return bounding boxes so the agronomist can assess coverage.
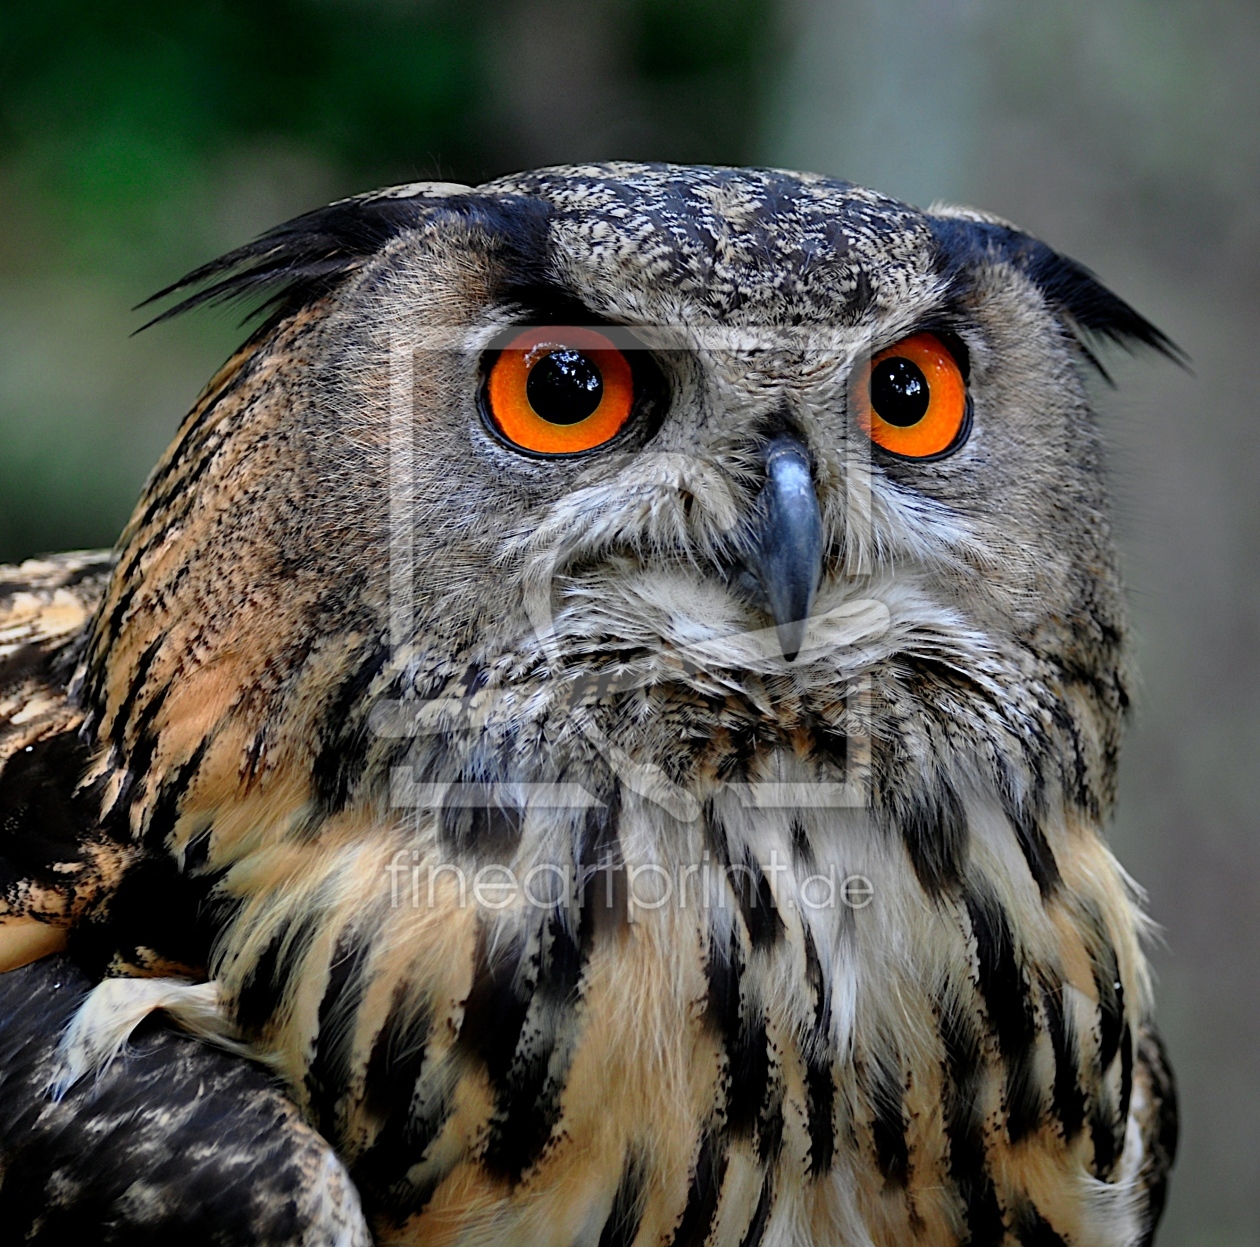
[1039,974,1086,1142]
[668,1131,729,1247]
[1012,1200,1069,1247]
[889,777,968,898]
[1094,946,1124,1074]
[360,984,433,1130]
[999,791,1060,899]
[805,719,849,777]
[707,928,764,1138]
[1088,1099,1119,1180]
[704,924,743,1050]
[598,1152,647,1247]
[354,983,441,1210]
[1136,1026,1178,1246]
[965,887,1042,1143]
[0,732,100,889]
[481,907,587,1181]
[1119,1022,1134,1126]
[715,721,763,783]
[458,923,530,1086]
[138,190,554,331]
[789,817,815,872]
[311,638,391,813]
[928,216,1187,378]
[453,794,615,1182]
[307,923,376,1139]
[802,925,835,1178]
[1085,939,1129,1180]
[738,1172,774,1247]
[146,739,211,849]
[69,852,222,980]
[456,899,592,1184]
[731,849,784,951]
[939,991,1005,1247]
[578,784,626,938]
[704,813,783,950]
[703,921,781,1164]
[78,587,133,733]
[108,636,163,750]
[181,827,213,876]
[756,1080,785,1167]
[234,910,320,1035]
[867,1046,910,1189]
[110,677,171,823]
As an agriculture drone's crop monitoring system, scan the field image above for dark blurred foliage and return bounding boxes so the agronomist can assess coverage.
[0,1,479,278]
[0,0,774,279]
[0,0,778,560]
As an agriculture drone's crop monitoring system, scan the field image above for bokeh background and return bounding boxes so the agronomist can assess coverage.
[1,1,1255,1240]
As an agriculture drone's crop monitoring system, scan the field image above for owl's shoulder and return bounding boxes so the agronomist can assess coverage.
[0,552,133,969]
[0,953,371,1244]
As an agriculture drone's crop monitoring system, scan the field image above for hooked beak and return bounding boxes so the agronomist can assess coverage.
[743,433,824,661]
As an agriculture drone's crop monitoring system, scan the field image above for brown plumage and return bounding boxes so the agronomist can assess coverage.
[0,163,1177,1245]
[0,553,129,968]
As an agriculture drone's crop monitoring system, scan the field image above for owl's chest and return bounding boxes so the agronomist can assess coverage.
[253,776,1142,1247]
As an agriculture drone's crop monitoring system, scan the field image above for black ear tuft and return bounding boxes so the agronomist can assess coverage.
[928,215,1188,378]
[137,186,552,332]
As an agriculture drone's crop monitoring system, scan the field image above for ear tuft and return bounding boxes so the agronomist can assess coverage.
[928,213,1188,378]
[136,182,551,332]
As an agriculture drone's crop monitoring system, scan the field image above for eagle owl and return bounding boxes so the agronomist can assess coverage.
[0,164,1178,1246]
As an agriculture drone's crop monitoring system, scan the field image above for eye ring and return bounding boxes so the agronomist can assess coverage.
[483,326,637,456]
[854,331,970,460]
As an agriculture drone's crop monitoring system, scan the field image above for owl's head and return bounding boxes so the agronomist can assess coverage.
[83,164,1177,878]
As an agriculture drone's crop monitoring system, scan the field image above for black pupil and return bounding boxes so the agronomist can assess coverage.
[869,357,930,427]
[526,349,604,425]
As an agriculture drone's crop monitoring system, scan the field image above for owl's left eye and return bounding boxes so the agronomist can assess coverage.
[484,327,636,455]
[854,331,970,459]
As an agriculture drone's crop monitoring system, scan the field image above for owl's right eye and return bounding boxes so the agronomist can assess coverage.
[484,327,636,456]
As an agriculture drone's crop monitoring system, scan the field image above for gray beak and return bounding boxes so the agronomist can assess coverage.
[744,433,824,661]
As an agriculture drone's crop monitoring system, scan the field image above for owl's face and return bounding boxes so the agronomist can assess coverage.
[91,164,1173,860]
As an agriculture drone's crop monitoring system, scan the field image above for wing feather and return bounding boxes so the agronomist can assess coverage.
[0,953,370,1245]
[0,553,135,969]
[1133,1023,1178,1246]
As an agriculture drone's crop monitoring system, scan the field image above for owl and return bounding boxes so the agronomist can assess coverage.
[0,163,1178,1247]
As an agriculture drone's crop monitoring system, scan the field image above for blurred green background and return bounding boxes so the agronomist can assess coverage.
[1,1,1256,1242]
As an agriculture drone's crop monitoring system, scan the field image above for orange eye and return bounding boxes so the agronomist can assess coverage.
[485,327,636,455]
[854,332,969,459]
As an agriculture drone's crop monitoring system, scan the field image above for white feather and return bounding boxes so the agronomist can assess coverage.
[49,975,248,1100]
